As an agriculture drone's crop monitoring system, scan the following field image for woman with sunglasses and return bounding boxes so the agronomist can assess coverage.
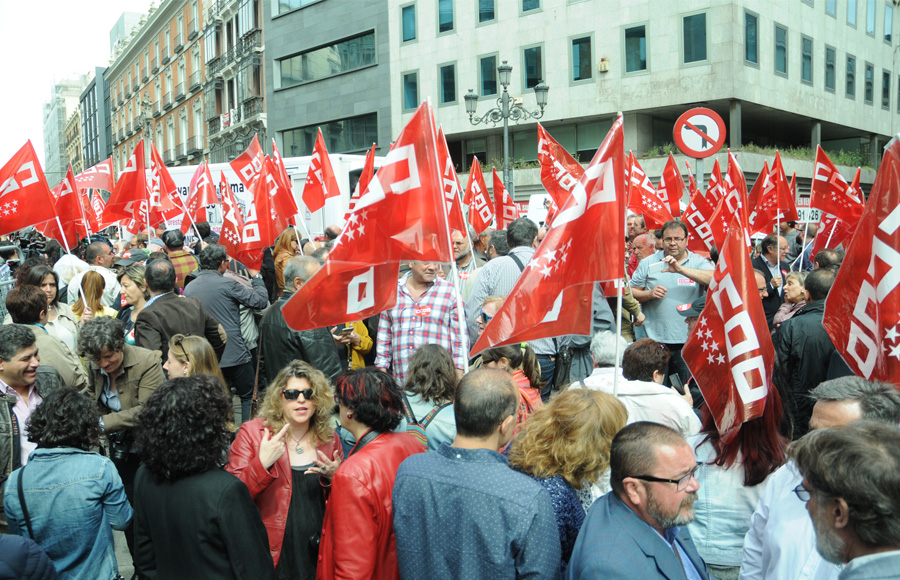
[226,361,343,579]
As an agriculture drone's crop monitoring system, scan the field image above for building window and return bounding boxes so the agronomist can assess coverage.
[848,0,858,26]
[865,62,874,103]
[479,0,495,22]
[825,46,836,91]
[683,13,707,63]
[480,55,497,95]
[625,25,647,73]
[401,4,416,42]
[802,0,813,5]
[867,0,876,35]
[572,36,592,81]
[801,36,813,84]
[440,64,456,103]
[277,31,376,89]
[277,0,320,16]
[847,55,856,98]
[774,25,788,76]
[438,0,454,33]
[745,12,758,64]
[403,71,418,109]
[883,70,891,108]
[826,0,836,15]
[523,0,539,11]
[886,3,894,42]
[283,113,377,156]
[523,46,542,88]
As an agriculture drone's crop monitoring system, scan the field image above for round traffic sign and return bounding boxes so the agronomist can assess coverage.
[673,108,726,159]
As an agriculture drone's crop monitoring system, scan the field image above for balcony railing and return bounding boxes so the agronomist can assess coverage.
[152,57,159,73]
[175,82,186,100]
[161,47,170,64]
[175,34,184,52]
[207,1,222,22]
[142,70,149,82]
[164,148,176,164]
[188,19,199,40]
[208,116,221,136]
[154,102,162,117]
[187,135,203,155]
[207,55,223,77]
[126,122,133,135]
[189,71,202,91]
[240,29,262,56]
[242,96,264,119]
[163,92,172,110]
[117,129,124,141]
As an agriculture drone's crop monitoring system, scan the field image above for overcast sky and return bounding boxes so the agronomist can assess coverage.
[0,0,153,171]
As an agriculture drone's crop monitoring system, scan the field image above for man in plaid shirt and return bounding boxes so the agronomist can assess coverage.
[161,230,199,292]
[375,261,469,385]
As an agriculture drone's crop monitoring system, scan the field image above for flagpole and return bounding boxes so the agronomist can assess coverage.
[54,216,71,254]
[613,279,623,397]
[293,214,313,254]
[792,220,812,270]
[824,219,837,249]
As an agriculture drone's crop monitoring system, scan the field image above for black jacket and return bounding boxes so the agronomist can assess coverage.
[751,255,788,329]
[772,300,836,439]
[258,290,345,383]
[0,535,58,580]
[134,293,227,362]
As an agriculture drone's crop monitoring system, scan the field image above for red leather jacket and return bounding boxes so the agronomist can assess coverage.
[226,417,343,567]
[316,431,424,580]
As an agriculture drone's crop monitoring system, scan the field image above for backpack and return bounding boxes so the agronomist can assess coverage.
[400,391,451,451]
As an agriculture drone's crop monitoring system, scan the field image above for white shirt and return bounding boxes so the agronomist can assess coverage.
[66,265,122,309]
[0,379,41,465]
[739,461,841,580]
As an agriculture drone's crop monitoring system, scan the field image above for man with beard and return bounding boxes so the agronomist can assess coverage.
[451,228,484,293]
[567,421,709,579]
[791,421,900,579]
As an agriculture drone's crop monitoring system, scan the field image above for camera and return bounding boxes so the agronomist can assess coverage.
[105,430,133,464]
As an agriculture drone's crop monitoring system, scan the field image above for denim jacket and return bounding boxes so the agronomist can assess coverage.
[3,447,133,580]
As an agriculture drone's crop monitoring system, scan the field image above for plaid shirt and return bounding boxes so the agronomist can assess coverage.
[375,273,469,385]
[167,249,199,291]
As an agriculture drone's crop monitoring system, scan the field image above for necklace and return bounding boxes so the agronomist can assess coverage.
[288,429,310,454]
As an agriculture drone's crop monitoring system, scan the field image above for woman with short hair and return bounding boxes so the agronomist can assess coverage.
[116,264,149,345]
[22,264,79,351]
[773,271,807,332]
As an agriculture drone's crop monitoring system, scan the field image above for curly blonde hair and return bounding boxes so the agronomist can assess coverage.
[258,360,336,446]
[508,388,627,489]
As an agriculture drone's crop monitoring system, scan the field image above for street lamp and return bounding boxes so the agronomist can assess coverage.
[464,60,548,195]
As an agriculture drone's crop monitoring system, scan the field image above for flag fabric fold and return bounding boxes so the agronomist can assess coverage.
[104,140,150,225]
[75,158,114,192]
[230,135,263,191]
[301,129,342,213]
[656,153,684,218]
[463,157,493,234]
[41,165,86,248]
[537,123,584,208]
[492,168,520,230]
[0,141,64,237]
[627,153,673,229]
[180,162,218,234]
[437,128,467,235]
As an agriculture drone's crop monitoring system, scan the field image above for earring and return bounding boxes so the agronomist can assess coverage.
[347,412,353,420]
[183,369,187,376]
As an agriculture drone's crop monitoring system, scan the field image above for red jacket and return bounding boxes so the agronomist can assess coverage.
[317,431,424,580]
[226,417,343,567]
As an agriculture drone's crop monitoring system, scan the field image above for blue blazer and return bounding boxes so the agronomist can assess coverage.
[567,491,709,580]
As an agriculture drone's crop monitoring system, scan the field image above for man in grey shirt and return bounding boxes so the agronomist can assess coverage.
[630,220,713,386]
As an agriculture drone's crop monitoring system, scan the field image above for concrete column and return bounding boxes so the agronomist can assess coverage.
[811,121,821,149]
[729,100,742,149]
[870,134,880,168]
[623,113,652,156]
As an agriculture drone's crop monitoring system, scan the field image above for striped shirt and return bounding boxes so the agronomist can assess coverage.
[375,274,469,385]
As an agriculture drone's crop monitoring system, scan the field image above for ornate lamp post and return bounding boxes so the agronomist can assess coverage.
[464,60,548,195]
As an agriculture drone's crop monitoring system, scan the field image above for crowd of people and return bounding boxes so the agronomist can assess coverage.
[0,212,897,580]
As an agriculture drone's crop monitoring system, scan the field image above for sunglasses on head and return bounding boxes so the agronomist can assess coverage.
[282,388,314,401]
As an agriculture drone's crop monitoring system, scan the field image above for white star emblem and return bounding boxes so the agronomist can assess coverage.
[885,324,900,342]
[540,249,557,264]
[345,227,356,241]
[701,341,711,352]
[357,224,365,236]
[891,344,900,360]
[717,353,726,365]
[709,340,719,352]
[540,265,553,277]
[707,353,716,364]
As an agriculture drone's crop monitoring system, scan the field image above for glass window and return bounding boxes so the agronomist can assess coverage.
[402,5,416,42]
[480,55,497,95]
[802,37,813,84]
[847,55,856,98]
[826,0,836,15]
[438,0,454,33]
[825,46,836,91]
[479,0,494,22]
[278,32,376,89]
[775,25,788,75]
[524,46,542,88]
[523,0,539,11]
[867,0,876,35]
[440,64,455,103]
[403,72,418,109]
[277,0,319,16]
[886,4,894,42]
[848,0,858,26]
[865,62,874,103]
[683,13,707,63]
[745,12,758,64]
[883,70,891,108]
[625,25,647,72]
[572,37,592,81]
[283,113,377,156]
[512,130,538,162]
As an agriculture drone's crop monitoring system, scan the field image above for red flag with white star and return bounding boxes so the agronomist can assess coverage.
[229,134,263,191]
[75,158,114,192]
[627,153,673,229]
[538,123,584,208]
[823,137,900,384]
[464,157,493,234]
[683,214,774,443]
[810,146,864,223]
[346,143,376,222]
[492,168,520,230]
[471,116,625,354]
[301,128,342,213]
[657,153,684,218]
[218,171,245,258]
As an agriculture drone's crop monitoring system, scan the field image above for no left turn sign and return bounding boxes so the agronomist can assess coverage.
[673,108,726,158]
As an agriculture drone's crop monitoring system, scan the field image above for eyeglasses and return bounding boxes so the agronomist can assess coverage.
[480,310,493,324]
[793,483,812,502]
[283,388,314,401]
[630,464,699,492]
[663,237,686,244]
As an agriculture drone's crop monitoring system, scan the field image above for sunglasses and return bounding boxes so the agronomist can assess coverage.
[480,310,493,324]
[282,388,314,401]
[173,334,193,364]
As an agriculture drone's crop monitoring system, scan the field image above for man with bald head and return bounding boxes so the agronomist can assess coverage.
[393,369,560,579]
[568,421,708,579]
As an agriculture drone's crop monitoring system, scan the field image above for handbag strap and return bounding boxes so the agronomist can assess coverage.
[420,400,452,428]
[17,467,35,540]
[252,333,262,404]
[399,390,417,424]
[508,252,527,273]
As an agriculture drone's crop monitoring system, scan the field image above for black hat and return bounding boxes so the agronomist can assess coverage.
[677,296,706,318]
[161,229,185,249]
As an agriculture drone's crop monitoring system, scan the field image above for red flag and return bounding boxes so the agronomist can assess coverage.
[811,213,854,261]
[260,154,298,234]
[471,116,625,354]
[538,123,584,207]
[233,158,280,270]
[683,214,774,443]
[78,189,98,233]
[709,152,750,250]
[218,171,245,258]
[656,153,684,218]
[810,146,864,223]
[544,197,560,227]
[824,137,900,383]
[280,103,450,331]
[301,129,342,213]
[180,162,217,234]
[75,158,114,192]
[0,141,60,236]
[492,168,520,230]
[747,162,776,235]
[42,165,87,248]
[90,191,111,230]
[437,128,467,235]
[684,183,717,254]
[464,157,493,234]
[271,139,293,195]
[344,143,376,223]
[148,143,181,225]
[229,134,263,191]
[104,140,149,223]
[627,153,673,230]
[707,158,725,201]
[771,151,799,223]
